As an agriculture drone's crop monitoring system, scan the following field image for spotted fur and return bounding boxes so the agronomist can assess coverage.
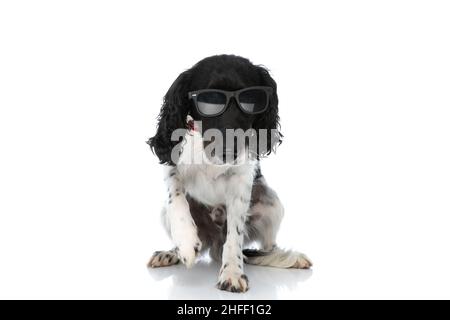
[147,55,312,293]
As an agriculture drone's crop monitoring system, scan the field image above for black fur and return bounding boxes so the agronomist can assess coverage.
[147,54,282,165]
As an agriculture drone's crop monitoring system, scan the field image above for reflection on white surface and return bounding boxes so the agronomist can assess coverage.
[147,257,313,299]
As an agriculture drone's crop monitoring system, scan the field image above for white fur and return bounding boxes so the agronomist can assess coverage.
[165,127,256,286]
[155,122,312,292]
[163,165,201,268]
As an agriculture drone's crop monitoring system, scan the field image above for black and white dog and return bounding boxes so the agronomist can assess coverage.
[147,55,312,293]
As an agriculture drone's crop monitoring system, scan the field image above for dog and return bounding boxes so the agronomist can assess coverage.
[147,55,312,293]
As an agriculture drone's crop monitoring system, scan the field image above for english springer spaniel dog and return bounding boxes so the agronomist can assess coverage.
[147,55,312,293]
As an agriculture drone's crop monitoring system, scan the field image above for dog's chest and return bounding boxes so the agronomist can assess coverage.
[178,165,235,207]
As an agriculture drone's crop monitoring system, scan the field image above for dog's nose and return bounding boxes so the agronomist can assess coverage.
[222,148,239,162]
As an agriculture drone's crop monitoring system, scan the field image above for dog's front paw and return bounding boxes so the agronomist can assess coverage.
[292,253,313,269]
[175,238,202,268]
[217,266,249,293]
[171,218,202,268]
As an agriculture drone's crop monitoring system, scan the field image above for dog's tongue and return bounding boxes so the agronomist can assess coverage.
[187,119,195,131]
[186,115,197,132]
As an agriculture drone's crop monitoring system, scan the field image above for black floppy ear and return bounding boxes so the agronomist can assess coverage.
[147,70,191,164]
[253,66,282,155]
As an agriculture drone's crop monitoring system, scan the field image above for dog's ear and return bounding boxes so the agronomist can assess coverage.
[253,66,282,156]
[148,70,191,164]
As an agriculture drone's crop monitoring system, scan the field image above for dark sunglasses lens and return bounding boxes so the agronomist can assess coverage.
[238,89,268,113]
[196,92,227,116]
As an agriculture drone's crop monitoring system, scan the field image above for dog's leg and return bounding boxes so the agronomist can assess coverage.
[244,176,312,269]
[216,174,252,293]
[160,166,201,268]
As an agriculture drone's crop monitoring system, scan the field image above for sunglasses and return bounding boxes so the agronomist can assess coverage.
[188,86,273,117]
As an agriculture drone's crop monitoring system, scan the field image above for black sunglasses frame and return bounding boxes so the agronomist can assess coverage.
[188,86,273,117]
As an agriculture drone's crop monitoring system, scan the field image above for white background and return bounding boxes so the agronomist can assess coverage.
[1,1,449,299]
